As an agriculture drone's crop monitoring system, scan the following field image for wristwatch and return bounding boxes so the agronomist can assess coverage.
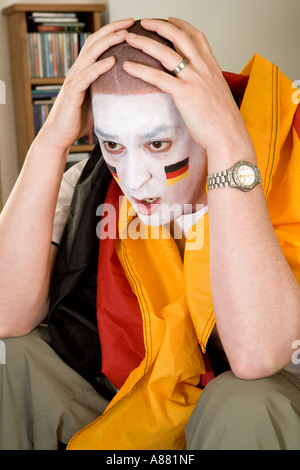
[206,161,262,192]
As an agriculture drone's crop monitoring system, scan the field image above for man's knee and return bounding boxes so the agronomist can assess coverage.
[186,370,300,449]
[190,369,300,412]
[1,326,48,368]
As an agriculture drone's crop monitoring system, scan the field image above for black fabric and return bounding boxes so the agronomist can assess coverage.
[206,341,231,377]
[48,143,112,396]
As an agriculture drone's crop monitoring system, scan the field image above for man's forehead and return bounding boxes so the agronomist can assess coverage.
[92,90,173,102]
[94,124,178,142]
[92,92,182,139]
[92,91,178,117]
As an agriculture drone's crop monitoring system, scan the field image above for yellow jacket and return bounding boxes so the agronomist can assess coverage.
[67,54,300,450]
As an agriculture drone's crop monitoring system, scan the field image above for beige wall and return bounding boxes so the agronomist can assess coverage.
[109,0,300,78]
[1,0,300,205]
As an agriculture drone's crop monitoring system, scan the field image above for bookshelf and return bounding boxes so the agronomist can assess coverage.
[3,3,107,169]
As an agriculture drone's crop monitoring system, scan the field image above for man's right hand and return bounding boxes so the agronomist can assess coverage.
[37,18,135,153]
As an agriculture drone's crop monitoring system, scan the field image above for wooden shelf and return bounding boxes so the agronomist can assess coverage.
[30,78,65,86]
[3,4,106,14]
[3,3,106,169]
[71,144,95,153]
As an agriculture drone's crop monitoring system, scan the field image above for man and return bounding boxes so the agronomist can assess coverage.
[0,18,299,450]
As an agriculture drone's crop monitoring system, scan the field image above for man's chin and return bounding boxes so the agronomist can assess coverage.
[138,213,165,227]
[137,208,181,227]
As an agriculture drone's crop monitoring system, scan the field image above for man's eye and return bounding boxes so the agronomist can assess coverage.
[103,142,124,154]
[147,141,172,152]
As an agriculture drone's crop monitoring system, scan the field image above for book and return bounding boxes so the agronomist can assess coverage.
[37,25,66,32]
[37,24,86,32]
[32,33,39,76]
[27,32,90,78]
[37,33,43,77]
[33,99,55,133]
[34,85,62,91]
[31,17,79,23]
[37,22,86,27]
[31,12,77,18]
[32,92,59,98]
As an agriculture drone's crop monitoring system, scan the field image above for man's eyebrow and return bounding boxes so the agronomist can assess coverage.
[94,125,176,141]
[142,125,176,140]
[94,127,118,141]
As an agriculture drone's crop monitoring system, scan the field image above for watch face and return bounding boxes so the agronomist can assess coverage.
[235,164,256,187]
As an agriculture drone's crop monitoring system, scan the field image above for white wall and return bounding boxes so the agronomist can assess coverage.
[108,0,300,79]
[1,0,299,205]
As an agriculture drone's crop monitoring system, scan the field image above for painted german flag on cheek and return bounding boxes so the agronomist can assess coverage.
[164,157,189,186]
[106,163,120,183]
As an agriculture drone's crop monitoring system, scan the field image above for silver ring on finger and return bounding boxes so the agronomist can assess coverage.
[172,58,188,76]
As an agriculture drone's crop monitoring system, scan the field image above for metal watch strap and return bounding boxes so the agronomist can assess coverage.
[206,161,262,191]
[206,169,231,189]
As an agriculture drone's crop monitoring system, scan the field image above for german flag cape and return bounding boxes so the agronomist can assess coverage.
[68,54,300,450]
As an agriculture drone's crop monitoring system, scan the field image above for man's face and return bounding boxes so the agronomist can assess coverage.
[92,92,207,226]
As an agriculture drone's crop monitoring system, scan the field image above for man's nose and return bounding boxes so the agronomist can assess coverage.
[125,152,151,190]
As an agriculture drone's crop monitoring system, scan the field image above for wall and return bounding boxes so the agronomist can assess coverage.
[109,0,300,78]
[1,0,299,205]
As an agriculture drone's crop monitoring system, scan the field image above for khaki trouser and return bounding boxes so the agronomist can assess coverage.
[0,325,109,450]
[185,368,300,450]
[1,325,300,450]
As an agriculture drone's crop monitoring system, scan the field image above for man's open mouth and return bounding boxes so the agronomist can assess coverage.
[132,197,161,216]
[142,197,159,205]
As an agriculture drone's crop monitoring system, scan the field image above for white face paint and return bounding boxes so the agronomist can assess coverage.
[92,92,207,226]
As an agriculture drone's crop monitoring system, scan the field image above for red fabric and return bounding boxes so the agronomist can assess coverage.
[223,71,249,106]
[294,103,300,140]
[96,179,145,389]
[199,353,215,388]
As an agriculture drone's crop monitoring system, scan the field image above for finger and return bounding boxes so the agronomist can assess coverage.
[140,18,200,62]
[79,29,128,61]
[141,18,213,66]
[123,60,182,96]
[125,33,185,75]
[67,18,134,77]
[65,30,126,81]
[83,17,135,47]
[63,57,115,96]
[168,17,215,57]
